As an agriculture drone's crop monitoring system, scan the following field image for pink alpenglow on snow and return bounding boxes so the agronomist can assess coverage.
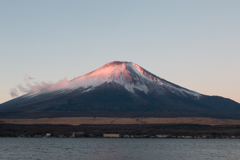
[10,61,201,98]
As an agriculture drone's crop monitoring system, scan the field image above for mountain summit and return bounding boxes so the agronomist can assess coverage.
[0,61,240,119]
[71,61,200,98]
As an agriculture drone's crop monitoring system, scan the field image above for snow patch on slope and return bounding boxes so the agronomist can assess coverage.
[130,62,201,98]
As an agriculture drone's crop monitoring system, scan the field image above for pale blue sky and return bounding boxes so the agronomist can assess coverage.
[1,0,240,104]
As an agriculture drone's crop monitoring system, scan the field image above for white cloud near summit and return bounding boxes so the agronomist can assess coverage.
[9,75,105,98]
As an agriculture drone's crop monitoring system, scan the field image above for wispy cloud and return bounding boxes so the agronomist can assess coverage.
[24,74,34,81]
[9,75,105,98]
[9,88,19,97]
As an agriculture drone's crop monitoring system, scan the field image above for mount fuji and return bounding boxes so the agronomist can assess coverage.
[1,61,240,119]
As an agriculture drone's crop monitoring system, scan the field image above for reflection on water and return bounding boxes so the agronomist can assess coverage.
[0,138,240,160]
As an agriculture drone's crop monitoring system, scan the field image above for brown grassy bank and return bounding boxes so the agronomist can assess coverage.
[1,117,240,126]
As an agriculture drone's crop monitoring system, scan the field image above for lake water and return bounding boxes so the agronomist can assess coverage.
[0,138,240,160]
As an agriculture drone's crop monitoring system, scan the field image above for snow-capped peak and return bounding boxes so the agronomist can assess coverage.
[20,61,200,98]
[71,61,201,98]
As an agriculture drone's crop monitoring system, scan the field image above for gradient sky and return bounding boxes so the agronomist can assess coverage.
[1,0,240,104]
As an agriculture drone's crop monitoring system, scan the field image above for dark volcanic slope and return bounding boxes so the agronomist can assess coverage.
[1,61,240,119]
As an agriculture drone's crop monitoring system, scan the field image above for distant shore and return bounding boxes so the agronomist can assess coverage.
[1,123,240,138]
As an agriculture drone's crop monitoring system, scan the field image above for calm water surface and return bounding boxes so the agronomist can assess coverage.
[0,138,240,160]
